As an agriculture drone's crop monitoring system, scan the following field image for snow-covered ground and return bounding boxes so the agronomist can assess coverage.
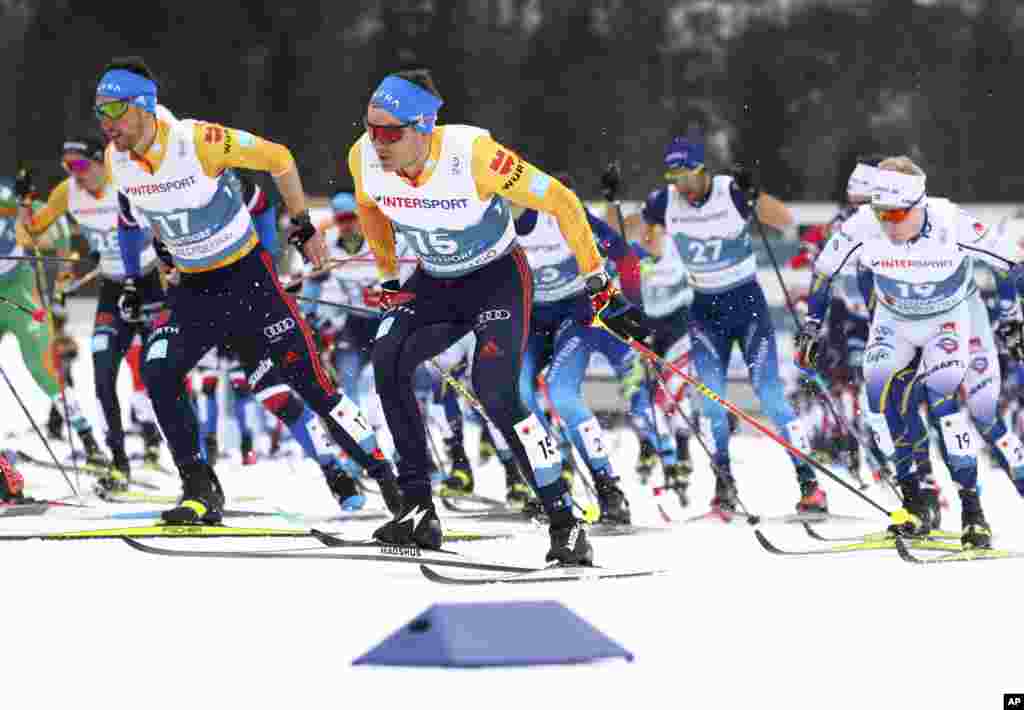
[1,302,1020,710]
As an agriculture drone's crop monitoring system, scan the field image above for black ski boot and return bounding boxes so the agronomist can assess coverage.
[162,461,225,524]
[141,423,163,467]
[796,475,829,514]
[368,458,403,515]
[663,462,691,507]
[546,515,594,566]
[920,484,942,531]
[636,439,657,484]
[478,426,496,465]
[887,477,931,537]
[676,431,692,471]
[101,442,132,493]
[47,404,64,440]
[203,433,219,467]
[241,433,256,466]
[440,439,474,495]
[503,458,531,507]
[79,430,109,468]
[373,492,442,549]
[324,462,366,511]
[959,488,991,549]
[595,474,631,525]
[710,468,739,515]
[0,452,25,502]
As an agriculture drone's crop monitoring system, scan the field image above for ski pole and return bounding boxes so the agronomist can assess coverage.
[601,326,904,523]
[424,358,600,523]
[282,256,419,291]
[62,267,100,295]
[0,254,81,263]
[535,374,602,510]
[0,294,44,319]
[294,296,382,320]
[0,363,79,498]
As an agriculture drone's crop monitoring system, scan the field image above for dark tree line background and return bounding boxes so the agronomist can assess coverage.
[6,0,1024,204]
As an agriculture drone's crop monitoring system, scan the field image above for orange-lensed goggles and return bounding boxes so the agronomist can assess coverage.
[62,158,92,174]
[364,119,413,144]
[872,193,924,223]
[872,206,913,223]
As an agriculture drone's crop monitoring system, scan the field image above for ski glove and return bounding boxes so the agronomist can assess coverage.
[14,167,35,203]
[586,272,648,342]
[731,165,759,208]
[365,280,414,311]
[793,318,822,372]
[998,319,1024,362]
[117,277,143,323]
[287,212,316,256]
[600,162,622,203]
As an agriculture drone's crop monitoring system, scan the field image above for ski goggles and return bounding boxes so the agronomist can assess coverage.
[364,119,413,145]
[872,193,924,224]
[62,157,93,174]
[94,99,134,121]
[664,164,704,182]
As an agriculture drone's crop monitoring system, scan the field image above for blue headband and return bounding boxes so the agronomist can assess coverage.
[664,137,704,170]
[96,69,157,115]
[369,75,442,134]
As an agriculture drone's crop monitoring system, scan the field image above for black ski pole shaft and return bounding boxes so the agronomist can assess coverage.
[0,294,38,317]
[424,357,600,520]
[294,296,381,320]
[0,363,79,497]
[752,211,803,332]
[28,250,82,489]
[603,326,901,521]
[754,213,887,495]
[0,254,80,263]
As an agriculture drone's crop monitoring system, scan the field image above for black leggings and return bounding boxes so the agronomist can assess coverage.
[141,247,384,476]
[373,247,570,511]
[92,269,165,449]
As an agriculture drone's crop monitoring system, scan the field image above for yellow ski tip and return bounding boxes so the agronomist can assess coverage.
[582,504,600,524]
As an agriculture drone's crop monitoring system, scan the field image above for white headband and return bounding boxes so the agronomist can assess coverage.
[846,163,879,197]
[871,170,926,209]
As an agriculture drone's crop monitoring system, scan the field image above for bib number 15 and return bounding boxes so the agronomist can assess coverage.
[403,226,458,256]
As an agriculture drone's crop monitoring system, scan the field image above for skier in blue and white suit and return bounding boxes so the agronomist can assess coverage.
[515,173,645,524]
[797,156,1024,549]
[640,136,821,514]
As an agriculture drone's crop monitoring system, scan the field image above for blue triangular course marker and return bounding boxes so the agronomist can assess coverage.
[353,600,634,667]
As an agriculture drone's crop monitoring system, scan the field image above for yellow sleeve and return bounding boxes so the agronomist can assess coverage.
[194,122,296,178]
[348,140,398,281]
[22,179,70,235]
[471,135,602,276]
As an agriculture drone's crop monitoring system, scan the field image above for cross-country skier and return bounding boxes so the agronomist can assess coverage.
[4,177,106,468]
[640,136,822,514]
[18,137,167,489]
[797,156,1023,548]
[96,56,399,523]
[350,69,646,563]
